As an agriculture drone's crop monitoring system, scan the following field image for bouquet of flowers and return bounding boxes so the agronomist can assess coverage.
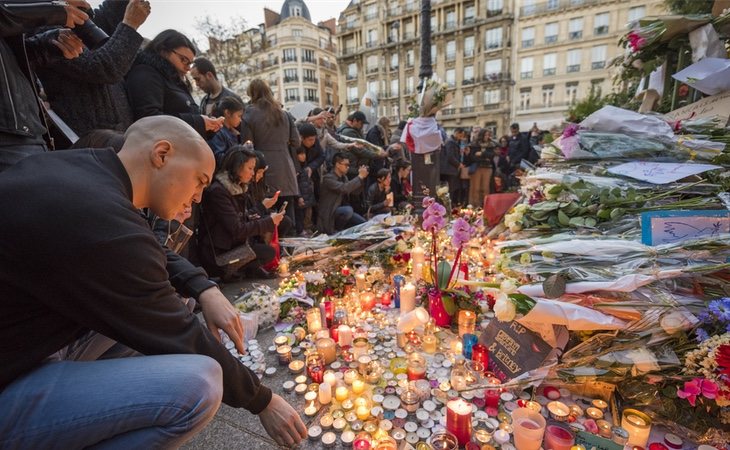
[234,284,280,329]
[407,78,452,118]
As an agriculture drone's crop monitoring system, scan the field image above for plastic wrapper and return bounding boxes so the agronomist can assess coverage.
[234,283,280,329]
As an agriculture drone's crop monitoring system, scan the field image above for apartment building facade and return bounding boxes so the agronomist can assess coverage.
[336,0,514,135]
[246,0,340,110]
[512,0,665,130]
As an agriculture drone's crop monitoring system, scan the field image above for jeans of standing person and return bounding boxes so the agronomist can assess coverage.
[0,336,223,449]
[294,206,313,234]
[469,167,493,207]
[334,205,366,232]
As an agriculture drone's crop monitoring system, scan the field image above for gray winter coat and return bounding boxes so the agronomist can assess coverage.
[242,106,300,197]
[316,171,365,235]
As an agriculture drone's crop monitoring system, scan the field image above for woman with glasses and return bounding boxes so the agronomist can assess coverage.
[126,29,223,137]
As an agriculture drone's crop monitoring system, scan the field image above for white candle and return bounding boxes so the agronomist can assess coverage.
[400,282,417,314]
[319,382,332,404]
[344,369,359,385]
[352,379,365,395]
[412,263,423,281]
[397,307,429,333]
[323,371,337,390]
[621,409,652,448]
[412,245,425,265]
[338,325,353,347]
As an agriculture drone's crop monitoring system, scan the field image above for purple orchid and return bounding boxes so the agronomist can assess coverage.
[562,123,579,138]
[452,218,474,248]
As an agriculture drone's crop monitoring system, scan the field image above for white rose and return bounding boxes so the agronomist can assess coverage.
[493,293,516,322]
[660,310,696,335]
[500,279,517,293]
[509,223,523,233]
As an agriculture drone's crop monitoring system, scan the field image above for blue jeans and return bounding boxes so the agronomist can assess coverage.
[334,205,366,231]
[0,341,223,449]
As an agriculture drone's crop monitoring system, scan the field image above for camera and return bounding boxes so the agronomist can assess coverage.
[73,8,109,50]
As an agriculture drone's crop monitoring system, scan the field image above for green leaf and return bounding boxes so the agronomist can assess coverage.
[584,217,598,227]
[547,185,564,196]
[441,294,458,315]
[569,216,586,227]
[597,208,611,220]
[610,208,625,220]
[530,201,561,211]
[557,210,570,226]
[437,260,452,290]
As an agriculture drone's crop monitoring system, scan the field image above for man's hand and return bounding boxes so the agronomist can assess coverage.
[51,29,83,59]
[203,116,224,132]
[350,143,364,150]
[305,167,312,178]
[270,211,285,226]
[358,165,369,180]
[64,1,90,28]
[262,191,280,209]
[122,0,151,29]
[198,287,244,354]
[258,394,307,447]
[297,197,305,208]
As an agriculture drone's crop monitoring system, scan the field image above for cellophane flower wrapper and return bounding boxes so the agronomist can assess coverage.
[234,283,280,330]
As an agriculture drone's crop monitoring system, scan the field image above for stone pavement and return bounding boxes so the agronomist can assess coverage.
[183,277,329,450]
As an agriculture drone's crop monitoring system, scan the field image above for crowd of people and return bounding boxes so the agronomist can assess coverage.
[0,0,549,447]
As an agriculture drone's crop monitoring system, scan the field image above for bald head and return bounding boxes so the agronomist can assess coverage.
[118,116,215,220]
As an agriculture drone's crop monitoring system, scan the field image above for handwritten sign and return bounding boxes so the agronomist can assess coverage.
[607,161,722,184]
[641,210,730,245]
[575,431,623,450]
[479,320,552,382]
[664,90,730,126]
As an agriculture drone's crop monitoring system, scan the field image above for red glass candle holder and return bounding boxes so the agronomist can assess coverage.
[471,343,489,372]
[446,398,473,446]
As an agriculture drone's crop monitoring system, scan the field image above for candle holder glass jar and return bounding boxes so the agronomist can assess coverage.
[406,353,426,381]
[621,408,652,449]
[374,436,397,450]
[457,310,476,337]
[450,360,469,391]
[306,349,325,384]
[400,387,421,413]
[306,307,323,334]
[353,432,372,450]
[428,288,452,327]
[464,360,484,386]
[427,429,458,450]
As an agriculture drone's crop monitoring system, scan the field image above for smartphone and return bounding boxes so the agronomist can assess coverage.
[278,201,288,214]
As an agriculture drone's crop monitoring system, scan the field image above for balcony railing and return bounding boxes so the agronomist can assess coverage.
[282,56,297,63]
[544,35,558,44]
[366,40,379,48]
[594,25,608,35]
[364,12,378,21]
[592,61,606,70]
[285,96,299,102]
[460,106,475,113]
[446,52,456,61]
[522,39,534,48]
[520,71,533,79]
[343,47,356,55]
[444,20,457,30]
[441,108,456,116]
[367,67,378,74]
[259,57,279,69]
[543,68,556,76]
[284,77,299,83]
[304,96,319,102]
[388,6,401,15]
[483,103,501,111]
[463,78,475,85]
[303,77,318,83]
[464,49,475,57]
[486,8,503,17]
[567,64,580,72]
[521,0,601,17]
[346,74,357,80]
[485,41,502,50]
[482,72,510,82]
[569,31,582,40]
[347,97,359,104]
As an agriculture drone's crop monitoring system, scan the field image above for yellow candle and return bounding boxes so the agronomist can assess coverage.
[352,379,365,395]
[356,405,370,421]
[335,386,349,402]
[422,334,438,354]
[451,339,463,355]
[306,307,322,333]
[354,397,369,408]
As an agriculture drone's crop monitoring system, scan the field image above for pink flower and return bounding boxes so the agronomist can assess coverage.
[423,214,446,231]
[562,123,579,138]
[422,197,435,208]
[452,218,474,248]
[678,378,719,406]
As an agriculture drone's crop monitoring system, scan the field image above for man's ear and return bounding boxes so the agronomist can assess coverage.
[151,140,173,168]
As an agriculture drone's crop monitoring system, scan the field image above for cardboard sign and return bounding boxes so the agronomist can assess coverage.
[479,320,552,382]
[641,209,730,245]
[664,90,730,126]
[607,161,721,184]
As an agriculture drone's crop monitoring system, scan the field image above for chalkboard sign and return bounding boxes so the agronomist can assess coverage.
[479,320,552,381]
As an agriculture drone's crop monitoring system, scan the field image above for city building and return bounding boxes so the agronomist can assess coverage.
[512,0,665,130]
[245,0,340,110]
[336,0,515,135]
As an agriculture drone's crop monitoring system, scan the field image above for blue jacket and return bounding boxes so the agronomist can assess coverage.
[208,126,241,167]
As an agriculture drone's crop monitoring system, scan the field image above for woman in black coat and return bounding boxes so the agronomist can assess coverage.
[199,146,285,280]
[126,29,223,137]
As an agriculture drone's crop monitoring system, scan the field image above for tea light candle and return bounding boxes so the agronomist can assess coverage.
[342,430,355,445]
[319,382,332,404]
[321,431,337,448]
[353,379,365,395]
[400,282,417,314]
[316,337,337,365]
[493,429,510,445]
[308,425,322,441]
[320,414,334,429]
[288,359,304,373]
[358,355,372,374]
[304,402,318,416]
[621,409,652,448]
[333,418,347,431]
[592,399,608,411]
[307,307,323,333]
[548,401,570,422]
[276,345,292,365]
[446,398,473,446]
[336,385,349,402]
[273,335,288,347]
[586,407,603,420]
[344,369,359,384]
[356,405,370,421]
[422,334,438,353]
[597,420,612,438]
[338,325,353,347]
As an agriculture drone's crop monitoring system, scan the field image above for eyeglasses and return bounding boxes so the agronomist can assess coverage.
[337,161,351,167]
[172,49,193,67]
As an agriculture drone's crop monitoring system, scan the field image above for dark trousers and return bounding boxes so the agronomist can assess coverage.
[334,206,366,232]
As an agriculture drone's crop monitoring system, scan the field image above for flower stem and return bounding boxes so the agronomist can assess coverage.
[447,246,463,290]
